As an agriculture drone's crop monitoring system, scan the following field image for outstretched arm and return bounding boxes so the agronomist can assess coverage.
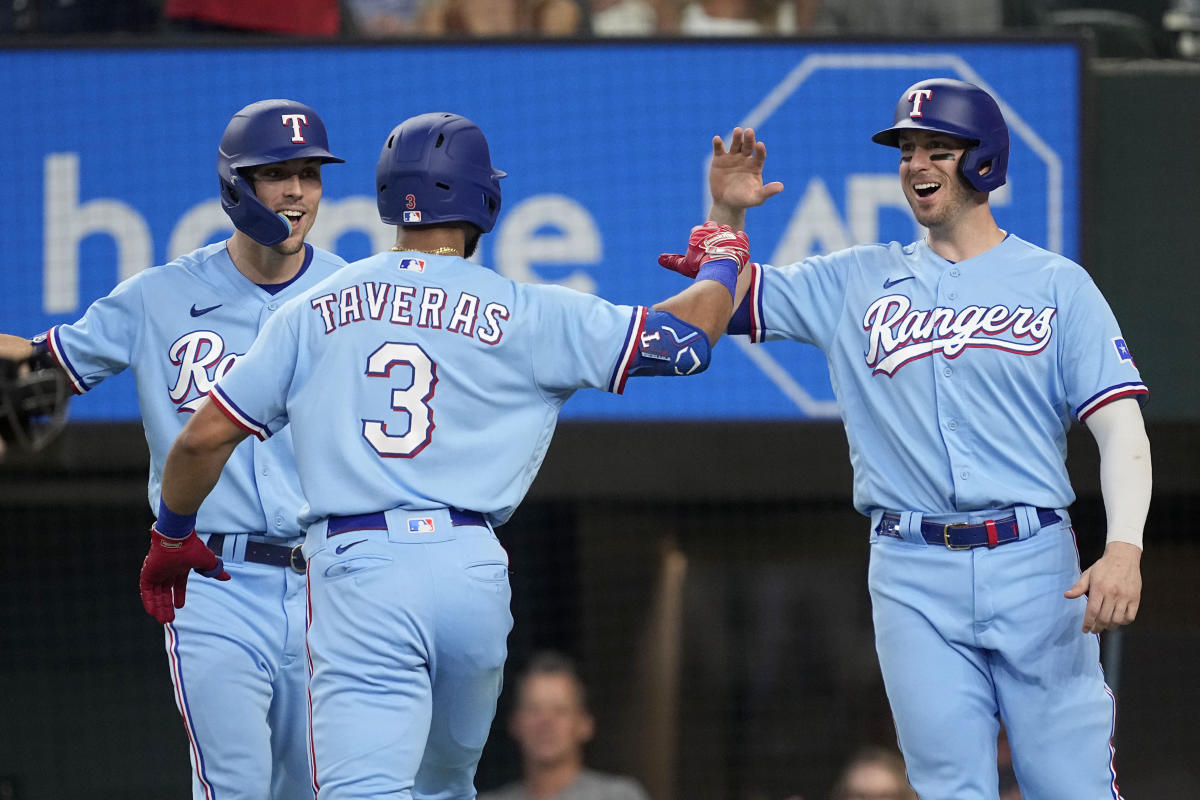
[1065,398,1151,633]
[654,223,751,344]
[707,127,785,229]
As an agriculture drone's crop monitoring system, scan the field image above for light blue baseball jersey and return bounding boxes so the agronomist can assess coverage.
[46,241,347,537]
[735,234,1148,516]
[210,250,647,527]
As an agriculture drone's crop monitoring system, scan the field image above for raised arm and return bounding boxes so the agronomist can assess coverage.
[707,127,785,230]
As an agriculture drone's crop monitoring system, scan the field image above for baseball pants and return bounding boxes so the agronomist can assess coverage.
[868,509,1121,800]
[165,552,312,800]
[302,507,513,800]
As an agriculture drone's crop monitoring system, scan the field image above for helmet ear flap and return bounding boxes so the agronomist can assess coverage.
[219,171,291,246]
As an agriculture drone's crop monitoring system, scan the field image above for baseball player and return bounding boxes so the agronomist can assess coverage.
[139,111,750,800]
[1,99,346,799]
[664,79,1151,799]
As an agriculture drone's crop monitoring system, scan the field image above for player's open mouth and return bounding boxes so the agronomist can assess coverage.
[914,182,940,198]
[281,210,304,228]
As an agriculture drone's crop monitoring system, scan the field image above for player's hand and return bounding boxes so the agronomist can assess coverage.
[139,528,230,624]
[658,222,750,278]
[0,333,35,362]
[709,127,784,218]
[1064,540,1142,634]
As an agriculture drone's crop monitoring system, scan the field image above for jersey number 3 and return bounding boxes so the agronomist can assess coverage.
[362,342,437,457]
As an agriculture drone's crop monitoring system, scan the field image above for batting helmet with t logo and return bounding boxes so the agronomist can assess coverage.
[871,78,1010,193]
[218,99,344,246]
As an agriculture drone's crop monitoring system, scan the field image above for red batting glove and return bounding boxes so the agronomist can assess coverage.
[658,221,751,278]
[139,528,230,624]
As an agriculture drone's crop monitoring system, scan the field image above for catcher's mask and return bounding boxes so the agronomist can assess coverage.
[0,352,71,454]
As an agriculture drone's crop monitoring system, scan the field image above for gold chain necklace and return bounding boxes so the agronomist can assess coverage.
[390,245,462,257]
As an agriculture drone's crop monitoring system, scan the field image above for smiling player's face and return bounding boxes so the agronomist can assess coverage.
[246,157,324,255]
[897,130,979,231]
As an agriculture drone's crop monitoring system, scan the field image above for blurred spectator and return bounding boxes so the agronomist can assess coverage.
[531,0,585,34]
[830,746,916,800]
[479,651,650,800]
[677,0,817,35]
[811,0,1001,34]
[420,0,582,35]
[589,0,662,34]
[1164,0,1200,57]
[421,0,521,35]
[163,0,341,35]
[345,0,426,36]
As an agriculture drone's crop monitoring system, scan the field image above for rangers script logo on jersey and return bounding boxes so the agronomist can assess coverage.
[863,294,1056,376]
[169,330,241,412]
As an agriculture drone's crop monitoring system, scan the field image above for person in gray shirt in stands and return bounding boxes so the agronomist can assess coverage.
[481,651,651,800]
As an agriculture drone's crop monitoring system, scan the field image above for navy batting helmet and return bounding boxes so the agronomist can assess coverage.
[218,99,344,246]
[872,78,1009,193]
[376,113,506,233]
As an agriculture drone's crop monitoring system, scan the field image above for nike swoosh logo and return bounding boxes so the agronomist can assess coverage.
[190,303,222,317]
[882,276,915,289]
[334,539,367,555]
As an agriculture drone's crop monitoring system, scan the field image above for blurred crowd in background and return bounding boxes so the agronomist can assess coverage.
[2,0,1199,59]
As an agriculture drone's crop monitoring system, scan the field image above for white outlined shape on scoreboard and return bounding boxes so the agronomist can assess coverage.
[715,53,1064,418]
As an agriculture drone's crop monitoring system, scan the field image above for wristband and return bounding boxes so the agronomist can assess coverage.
[155,498,197,539]
[695,258,738,301]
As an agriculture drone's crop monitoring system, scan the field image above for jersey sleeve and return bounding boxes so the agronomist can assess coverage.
[525,284,644,396]
[1060,276,1149,421]
[45,274,145,393]
[208,300,301,440]
[733,251,851,348]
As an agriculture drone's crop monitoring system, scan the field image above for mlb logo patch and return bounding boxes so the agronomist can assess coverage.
[1112,337,1133,363]
[402,210,422,223]
[398,258,426,273]
[408,517,436,533]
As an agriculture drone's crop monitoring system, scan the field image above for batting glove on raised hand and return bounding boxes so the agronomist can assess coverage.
[658,222,751,279]
[139,528,230,624]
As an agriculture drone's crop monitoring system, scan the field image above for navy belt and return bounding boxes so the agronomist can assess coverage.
[207,533,306,573]
[326,508,487,536]
[876,508,1061,550]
